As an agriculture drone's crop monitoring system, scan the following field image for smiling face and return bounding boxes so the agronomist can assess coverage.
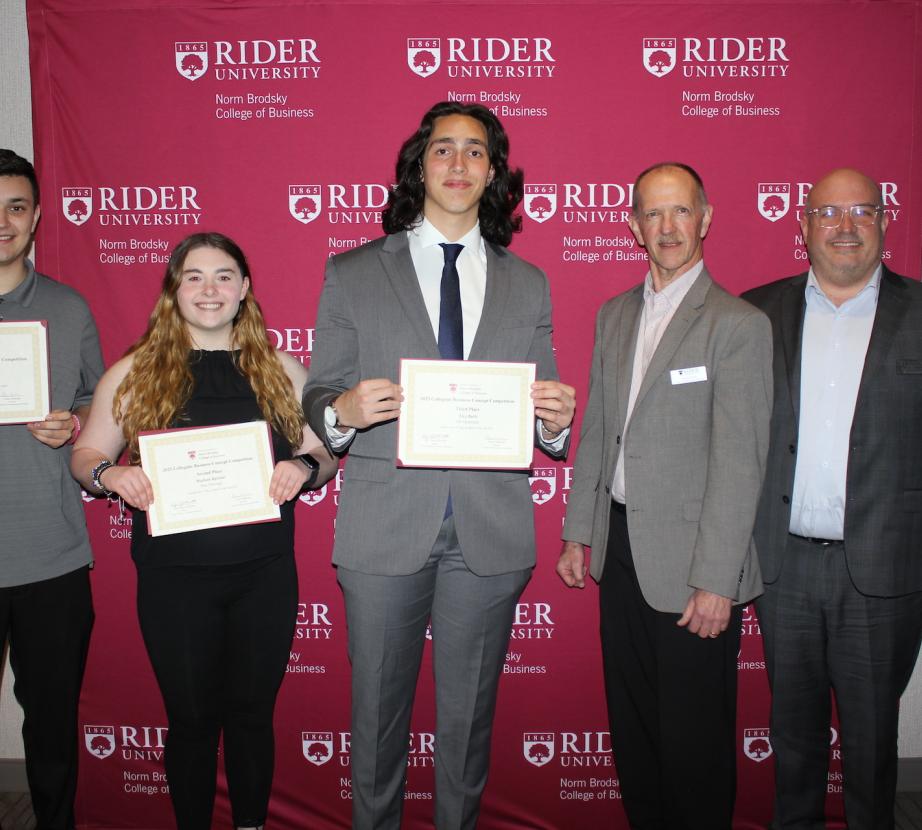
[628,166,712,289]
[421,114,495,238]
[174,245,249,349]
[0,175,41,286]
[801,168,887,296]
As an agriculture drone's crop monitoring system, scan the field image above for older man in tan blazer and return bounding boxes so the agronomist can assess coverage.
[558,162,772,830]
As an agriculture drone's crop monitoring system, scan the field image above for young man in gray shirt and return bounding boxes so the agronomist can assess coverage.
[0,149,104,830]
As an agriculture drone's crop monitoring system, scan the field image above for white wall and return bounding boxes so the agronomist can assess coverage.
[1,0,921,771]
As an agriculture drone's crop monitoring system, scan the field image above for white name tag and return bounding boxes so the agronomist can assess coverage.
[670,366,707,385]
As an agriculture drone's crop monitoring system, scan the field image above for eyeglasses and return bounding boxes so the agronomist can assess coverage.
[804,204,883,228]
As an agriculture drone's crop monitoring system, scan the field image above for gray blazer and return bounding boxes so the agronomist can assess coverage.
[743,267,922,597]
[563,268,772,612]
[303,231,567,577]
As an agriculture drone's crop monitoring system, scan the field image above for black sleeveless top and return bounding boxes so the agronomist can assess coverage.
[130,350,295,568]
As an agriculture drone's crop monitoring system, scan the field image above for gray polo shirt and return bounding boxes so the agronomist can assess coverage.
[0,260,104,587]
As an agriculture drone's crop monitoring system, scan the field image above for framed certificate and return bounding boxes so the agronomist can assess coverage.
[397,359,536,470]
[0,320,51,425]
[138,421,280,537]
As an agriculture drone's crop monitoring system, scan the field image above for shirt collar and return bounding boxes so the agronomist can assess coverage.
[806,265,881,304]
[1,259,38,307]
[642,259,705,307]
[409,216,482,253]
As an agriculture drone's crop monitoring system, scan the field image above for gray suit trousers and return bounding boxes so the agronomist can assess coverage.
[337,516,531,830]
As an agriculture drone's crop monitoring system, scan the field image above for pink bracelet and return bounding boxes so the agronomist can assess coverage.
[68,412,81,445]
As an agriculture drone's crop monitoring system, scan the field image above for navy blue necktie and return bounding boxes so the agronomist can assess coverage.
[438,243,464,517]
[438,243,464,361]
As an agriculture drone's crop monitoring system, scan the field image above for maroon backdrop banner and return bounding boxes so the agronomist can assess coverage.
[26,1,922,827]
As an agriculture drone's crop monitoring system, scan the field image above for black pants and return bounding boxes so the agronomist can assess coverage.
[136,555,297,829]
[599,504,742,830]
[0,565,93,830]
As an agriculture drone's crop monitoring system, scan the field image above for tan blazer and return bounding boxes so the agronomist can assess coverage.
[563,268,772,612]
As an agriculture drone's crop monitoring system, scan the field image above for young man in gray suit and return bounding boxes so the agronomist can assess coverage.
[303,102,575,829]
[742,168,922,830]
[557,163,772,829]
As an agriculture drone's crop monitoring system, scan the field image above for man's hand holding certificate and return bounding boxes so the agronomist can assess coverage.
[397,359,536,470]
[139,421,279,537]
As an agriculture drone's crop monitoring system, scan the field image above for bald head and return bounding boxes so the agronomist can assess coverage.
[806,168,883,212]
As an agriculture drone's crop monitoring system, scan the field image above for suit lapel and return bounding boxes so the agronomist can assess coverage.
[632,269,710,412]
[779,275,807,423]
[614,287,643,429]
[855,268,908,416]
[468,242,511,361]
[380,233,440,358]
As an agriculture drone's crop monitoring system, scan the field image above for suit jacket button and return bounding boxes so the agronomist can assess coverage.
[605,486,610,494]
[782,495,790,504]
[789,444,796,454]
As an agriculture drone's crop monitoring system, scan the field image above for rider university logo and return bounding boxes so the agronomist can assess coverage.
[302,731,334,766]
[523,732,555,767]
[529,468,557,505]
[61,188,92,226]
[289,185,322,224]
[757,183,791,222]
[175,42,208,80]
[524,184,557,223]
[407,38,441,77]
[642,38,677,76]
[743,728,773,763]
[299,484,327,507]
[84,725,116,759]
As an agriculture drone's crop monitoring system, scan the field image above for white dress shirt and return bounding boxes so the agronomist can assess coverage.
[409,217,487,360]
[611,261,705,503]
[788,266,881,539]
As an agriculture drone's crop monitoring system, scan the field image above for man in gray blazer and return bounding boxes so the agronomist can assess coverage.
[303,102,574,830]
[558,162,772,829]
[742,168,922,830]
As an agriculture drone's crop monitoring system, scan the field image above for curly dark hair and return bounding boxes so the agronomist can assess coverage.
[381,102,523,246]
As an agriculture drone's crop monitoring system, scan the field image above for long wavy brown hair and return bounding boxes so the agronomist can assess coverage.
[114,232,304,459]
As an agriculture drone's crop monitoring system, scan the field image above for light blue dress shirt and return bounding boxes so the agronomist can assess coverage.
[789,266,881,539]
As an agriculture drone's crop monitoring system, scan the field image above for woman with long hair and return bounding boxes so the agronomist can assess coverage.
[72,232,335,829]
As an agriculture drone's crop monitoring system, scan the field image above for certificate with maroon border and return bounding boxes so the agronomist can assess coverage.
[0,320,50,424]
[397,359,536,470]
[138,421,279,537]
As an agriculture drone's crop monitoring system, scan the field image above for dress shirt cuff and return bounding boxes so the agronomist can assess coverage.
[325,423,356,450]
[536,420,569,451]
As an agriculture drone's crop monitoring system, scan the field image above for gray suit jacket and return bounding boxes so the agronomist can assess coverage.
[743,267,922,597]
[303,231,567,577]
[563,268,772,612]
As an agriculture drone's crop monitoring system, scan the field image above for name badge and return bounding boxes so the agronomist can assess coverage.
[670,366,707,385]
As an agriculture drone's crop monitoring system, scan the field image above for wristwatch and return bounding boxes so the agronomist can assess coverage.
[294,453,321,489]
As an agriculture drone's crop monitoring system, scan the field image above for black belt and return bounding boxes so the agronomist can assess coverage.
[611,500,627,515]
[790,534,843,547]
